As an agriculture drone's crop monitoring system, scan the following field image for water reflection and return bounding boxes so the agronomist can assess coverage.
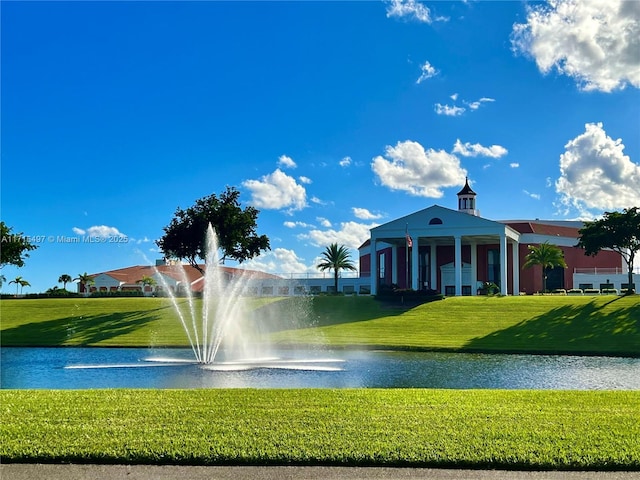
[1,347,639,390]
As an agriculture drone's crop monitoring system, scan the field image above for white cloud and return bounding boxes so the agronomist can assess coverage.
[416,60,438,84]
[555,122,640,214]
[434,103,465,116]
[452,139,508,158]
[512,0,640,92]
[310,196,327,205]
[465,97,495,110]
[352,207,383,220]
[317,217,332,228]
[71,225,128,239]
[371,140,467,198]
[523,190,541,200]
[300,221,378,250]
[240,248,314,275]
[243,168,307,212]
[278,155,297,169]
[436,96,493,116]
[339,156,352,167]
[510,163,520,168]
[298,176,312,184]
[283,221,312,229]
[386,0,433,23]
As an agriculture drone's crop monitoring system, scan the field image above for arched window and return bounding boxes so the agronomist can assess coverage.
[429,217,443,225]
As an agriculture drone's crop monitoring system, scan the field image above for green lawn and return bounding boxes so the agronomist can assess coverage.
[1,295,639,469]
[1,389,638,469]
[2,295,638,355]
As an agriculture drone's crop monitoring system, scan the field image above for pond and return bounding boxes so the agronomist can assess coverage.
[2,347,639,390]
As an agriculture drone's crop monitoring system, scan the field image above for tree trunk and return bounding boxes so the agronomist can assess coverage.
[627,253,637,295]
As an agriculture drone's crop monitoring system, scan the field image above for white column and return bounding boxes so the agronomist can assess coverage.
[470,241,477,296]
[370,237,378,295]
[455,235,462,296]
[430,242,437,293]
[410,238,418,290]
[391,245,398,286]
[500,234,508,296]
[512,240,520,295]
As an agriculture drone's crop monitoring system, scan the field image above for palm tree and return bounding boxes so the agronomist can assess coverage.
[9,276,30,296]
[317,243,357,294]
[58,274,73,290]
[522,241,567,293]
[136,275,157,294]
[74,272,95,296]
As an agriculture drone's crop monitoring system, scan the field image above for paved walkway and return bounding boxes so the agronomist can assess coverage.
[2,465,640,480]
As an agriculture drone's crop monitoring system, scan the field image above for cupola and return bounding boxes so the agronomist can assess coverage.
[457,177,479,216]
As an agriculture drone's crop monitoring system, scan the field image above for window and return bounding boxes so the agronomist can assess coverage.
[379,253,385,278]
[429,217,443,225]
[488,249,500,286]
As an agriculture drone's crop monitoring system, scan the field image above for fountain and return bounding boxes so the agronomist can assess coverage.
[61,223,343,376]
[151,223,343,372]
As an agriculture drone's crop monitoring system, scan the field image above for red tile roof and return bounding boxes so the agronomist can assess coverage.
[505,222,581,238]
[90,264,281,291]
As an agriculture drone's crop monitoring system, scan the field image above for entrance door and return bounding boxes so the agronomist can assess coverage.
[546,267,565,291]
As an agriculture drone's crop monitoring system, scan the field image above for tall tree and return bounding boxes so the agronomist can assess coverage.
[577,207,640,293]
[58,274,73,290]
[156,187,270,275]
[1,222,38,268]
[0,274,6,289]
[74,272,95,296]
[522,241,567,293]
[317,243,357,294]
[9,276,30,296]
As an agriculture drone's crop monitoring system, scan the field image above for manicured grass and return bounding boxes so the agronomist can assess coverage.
[284,295,640,356]
[2,297,639,470]
[0,297,280,347]
[1,295,639,355]
[1,389,639,469]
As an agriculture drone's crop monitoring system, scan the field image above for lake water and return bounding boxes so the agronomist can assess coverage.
[2,347,639,390]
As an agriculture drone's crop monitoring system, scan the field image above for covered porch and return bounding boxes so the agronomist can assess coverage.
[367,206,521,296]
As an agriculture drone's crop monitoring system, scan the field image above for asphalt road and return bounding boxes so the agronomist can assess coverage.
[2,465,640,480]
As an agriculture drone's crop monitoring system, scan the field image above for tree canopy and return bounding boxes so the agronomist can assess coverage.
[74,273,95,295]
[1,222,38,268]
[577,207,640,293]
[156,187,270,275]
[58,274,73,290]
[522,241,567,293]
[9,276,30,296]
[317,243,357,294]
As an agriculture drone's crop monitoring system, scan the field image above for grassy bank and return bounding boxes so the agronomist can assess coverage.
[1,389,638,470]
[2,295,638,355]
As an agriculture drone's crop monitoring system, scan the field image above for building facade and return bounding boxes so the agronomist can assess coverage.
[358,179,627,296]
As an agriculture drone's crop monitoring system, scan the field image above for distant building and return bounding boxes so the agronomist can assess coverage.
[79,264,280,295]
[358,179,633,295]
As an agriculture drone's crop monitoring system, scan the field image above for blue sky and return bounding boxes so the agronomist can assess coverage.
[2,0,639,294]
